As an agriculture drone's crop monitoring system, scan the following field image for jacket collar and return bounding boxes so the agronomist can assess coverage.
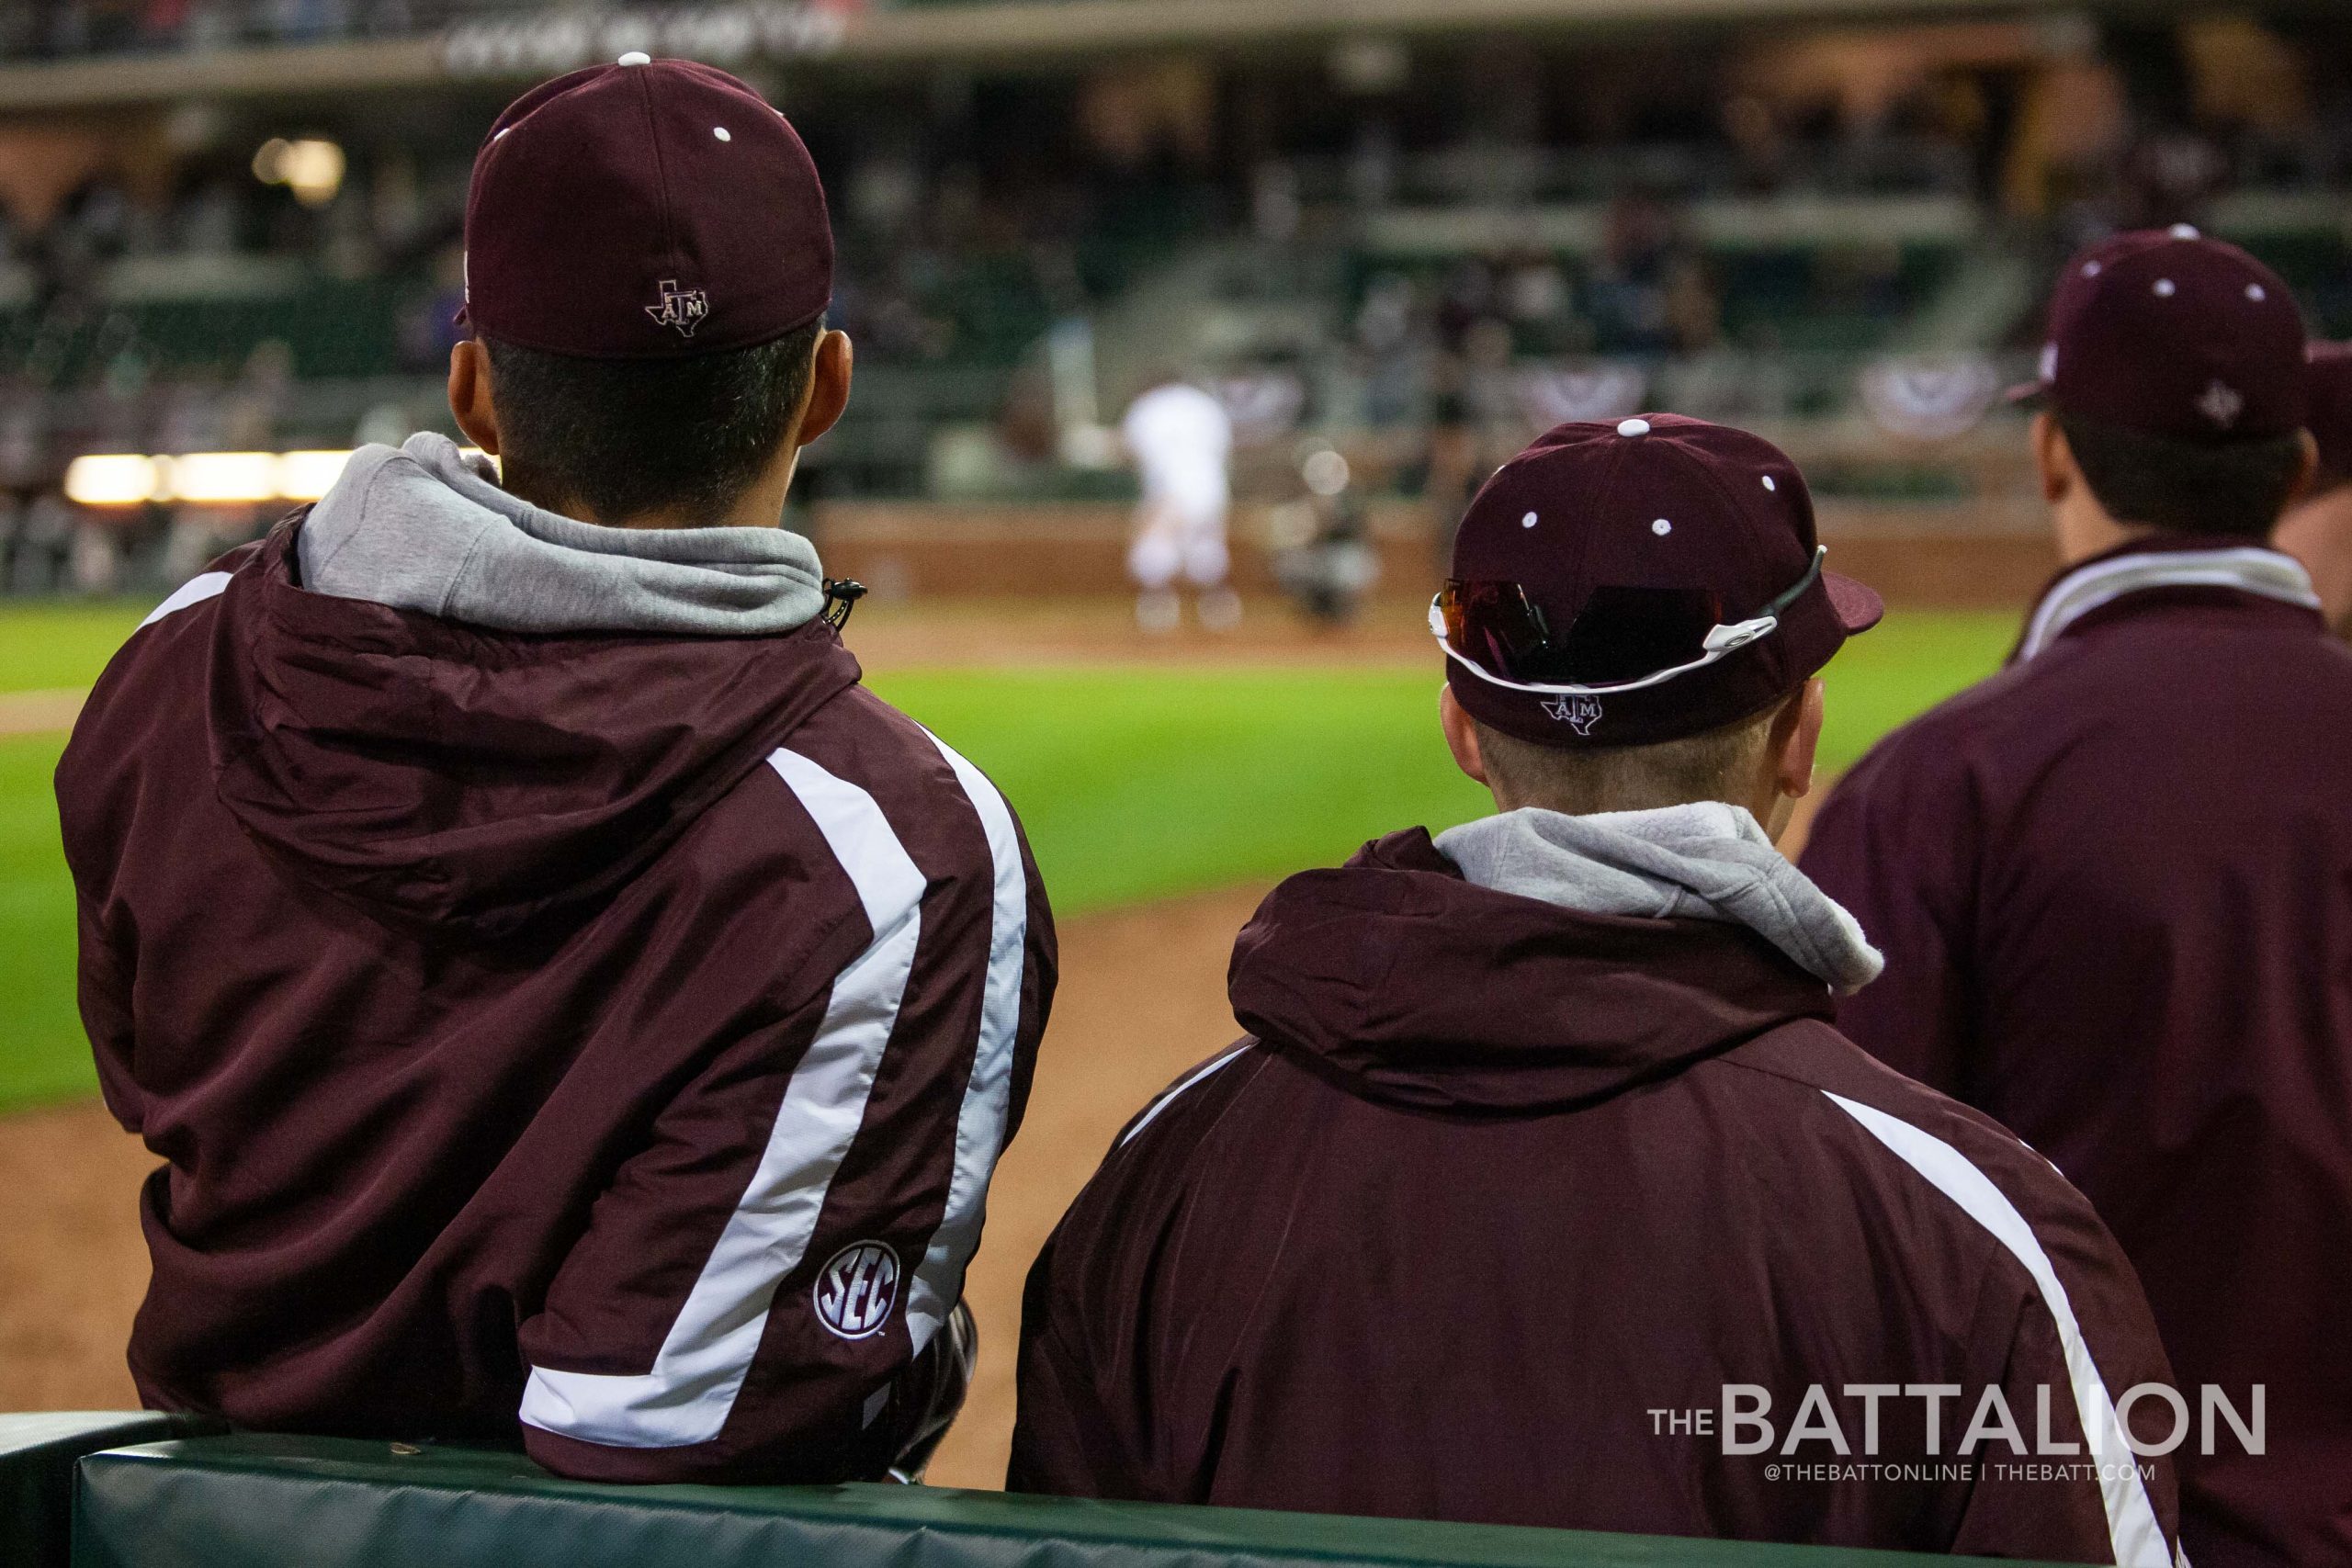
[1227,829,1835,1116]
[1434,804,1882,995]
[2016,534,2321,662]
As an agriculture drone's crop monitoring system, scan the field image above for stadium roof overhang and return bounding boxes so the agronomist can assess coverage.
[0,0,2328,114]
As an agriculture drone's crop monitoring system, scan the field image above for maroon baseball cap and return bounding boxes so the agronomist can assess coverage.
[463,56,833,359]
[2011,226,2305,442]
[1434,414,1882,750]
[2307,342,2352,486]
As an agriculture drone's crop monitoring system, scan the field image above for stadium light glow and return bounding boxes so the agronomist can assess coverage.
[277,450,355,502]
[252,137,346,208]
[61,447,492,507]
[168,452,282,504]
[63,455,164,506]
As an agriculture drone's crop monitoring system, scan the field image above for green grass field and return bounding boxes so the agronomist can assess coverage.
[0,601,2015,1112]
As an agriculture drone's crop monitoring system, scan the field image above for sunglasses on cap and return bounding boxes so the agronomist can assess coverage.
[1430,546,1825,695]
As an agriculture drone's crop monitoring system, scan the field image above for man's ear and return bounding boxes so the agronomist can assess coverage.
[2031,409,2072,506]
[1440,683,1491,789]
[793,330,854,449]
[447,340,501,457]
[2284,430,2321,513]
[1771,678,1826,802]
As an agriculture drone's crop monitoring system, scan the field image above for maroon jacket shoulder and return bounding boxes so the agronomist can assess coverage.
[1014,841,2178,1565]
[1800,546,2352,1566]
[60,529,1055,1483]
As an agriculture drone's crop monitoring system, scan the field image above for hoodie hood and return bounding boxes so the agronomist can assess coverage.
[1435,803,1883,993]
[1228,829,1837,1115]
[206,518,861,942]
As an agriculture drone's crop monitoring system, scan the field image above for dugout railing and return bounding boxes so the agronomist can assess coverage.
[4,1412,2075,1568]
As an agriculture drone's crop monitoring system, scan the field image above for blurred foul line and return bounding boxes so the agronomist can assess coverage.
[0,689,85,737]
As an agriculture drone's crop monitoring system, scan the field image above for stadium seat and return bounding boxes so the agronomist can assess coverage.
[59,1430,2069,1568]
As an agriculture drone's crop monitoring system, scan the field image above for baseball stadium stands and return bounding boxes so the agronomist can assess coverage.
[0,2,2347,600]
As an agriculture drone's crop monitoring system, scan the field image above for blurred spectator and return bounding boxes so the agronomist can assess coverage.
[1587,192,1691,353]
[10,496,76,594]
[153,370,227,454]
[1660,255,1723,352]
[2118,127,2229,229]
[1723,96,1789,193]
[70,505,121,594]
[0,387,51,490]
[222,340,294,449]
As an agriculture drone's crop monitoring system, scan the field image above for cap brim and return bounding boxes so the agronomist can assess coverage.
[1826,570,1884,635]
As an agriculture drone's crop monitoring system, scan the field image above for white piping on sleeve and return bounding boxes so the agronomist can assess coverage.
[1120,1046,1251,1148]
[1825,1091,2172,1568]
[901,730,1029,1359]
[139,572,232,627]
[519,746,925,1450]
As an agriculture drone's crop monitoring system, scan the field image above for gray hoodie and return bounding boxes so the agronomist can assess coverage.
[1436,801,1883,994]
[297,432,827,635]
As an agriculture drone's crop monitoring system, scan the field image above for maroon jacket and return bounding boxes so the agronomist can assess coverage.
[57,524,1056,1483]
[1011,829,2182,1565]
[1801,536,2352,1568]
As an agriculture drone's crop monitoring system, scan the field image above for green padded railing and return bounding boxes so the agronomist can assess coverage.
[62,1431,2071,1568]
[0,1413,223,1568]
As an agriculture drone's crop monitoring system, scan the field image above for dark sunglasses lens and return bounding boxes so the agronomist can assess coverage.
[1523,586,1725,685]
[1442,581,1550,677]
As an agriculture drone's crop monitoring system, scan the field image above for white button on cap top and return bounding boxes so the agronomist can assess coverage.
[1521,511,1538,529]
[2169,222,2200,240]
[713,127,731,141]
[1616,417,1651,437]
[1651,518,1672,536]
[617,51,651,65]
[2154,278,2177,297]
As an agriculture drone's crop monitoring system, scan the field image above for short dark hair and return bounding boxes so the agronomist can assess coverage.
[482,321,822,522]
[2057,412,2309,539]
[1472,699,1783,818]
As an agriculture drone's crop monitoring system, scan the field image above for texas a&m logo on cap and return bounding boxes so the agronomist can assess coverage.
[646,278,709,338]
[1543,694,1604,736]
[813,1240,899,1340]
[2197,378,2246,431]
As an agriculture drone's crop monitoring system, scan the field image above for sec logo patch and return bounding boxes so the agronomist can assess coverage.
[813,1240,900,1340]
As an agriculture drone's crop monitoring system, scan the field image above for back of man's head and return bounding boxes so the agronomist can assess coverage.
[456,56,837,525]
[2016,227,2311,539]
[1469,705,1782,818]
[2052,412,2310,539]
[1431,415,1881,828]
[482,327,820,523]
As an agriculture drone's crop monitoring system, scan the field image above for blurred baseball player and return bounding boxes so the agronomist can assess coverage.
[1012,415,2185,1565]
[1121,371,1237,633]
[1802,229,2351,1567]
[2274,342,2352,639]
[57,58,1055,1483]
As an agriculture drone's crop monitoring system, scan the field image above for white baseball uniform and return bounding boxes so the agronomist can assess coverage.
[1122,382,1233,591]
